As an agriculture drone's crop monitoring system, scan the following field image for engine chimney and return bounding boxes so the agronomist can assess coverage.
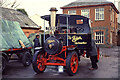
[49,7,58,35]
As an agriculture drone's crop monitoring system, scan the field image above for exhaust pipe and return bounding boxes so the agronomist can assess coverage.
[49,7,58,36]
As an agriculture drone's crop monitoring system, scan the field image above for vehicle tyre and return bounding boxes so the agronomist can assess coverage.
[32,51,46,73]
[66,51,79,76]
[22,51,32,67]
[2,56,7,72]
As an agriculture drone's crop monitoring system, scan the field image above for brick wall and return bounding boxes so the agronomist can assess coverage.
[22,29,39,37]
[62,5,118,47]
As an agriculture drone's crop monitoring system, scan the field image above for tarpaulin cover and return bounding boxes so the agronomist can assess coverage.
[0,19,32,51]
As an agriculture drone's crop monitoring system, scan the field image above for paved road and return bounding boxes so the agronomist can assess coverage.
[2,46,119,78]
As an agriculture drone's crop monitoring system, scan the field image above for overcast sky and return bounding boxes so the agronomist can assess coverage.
[8,0,119,16]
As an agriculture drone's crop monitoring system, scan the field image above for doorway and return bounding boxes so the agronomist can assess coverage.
[117,30,120,46]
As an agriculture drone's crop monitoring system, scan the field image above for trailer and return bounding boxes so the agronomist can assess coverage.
[0,20,32,72]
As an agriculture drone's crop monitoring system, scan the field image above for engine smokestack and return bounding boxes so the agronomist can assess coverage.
[49,7,58,35]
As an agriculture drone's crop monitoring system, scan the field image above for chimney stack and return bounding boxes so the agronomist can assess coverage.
[49,7,58,35]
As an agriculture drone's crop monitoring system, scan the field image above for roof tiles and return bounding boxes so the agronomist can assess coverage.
[1,7,39,28]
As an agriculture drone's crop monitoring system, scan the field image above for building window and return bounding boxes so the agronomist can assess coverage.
[95,8,104,20]
[111,9,115,22]
[68,10,76,15]
[110,8,112,21]
[95,31,104,44]
[112,11,114,22]
[76,19,83,24]
[81,9,90,18]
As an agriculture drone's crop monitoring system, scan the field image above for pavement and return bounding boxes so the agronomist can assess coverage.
[2,46,120,78]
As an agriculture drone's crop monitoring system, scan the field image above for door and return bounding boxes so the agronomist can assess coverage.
[117,30,120,46]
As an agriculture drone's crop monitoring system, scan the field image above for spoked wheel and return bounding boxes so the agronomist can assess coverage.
[66,51,79,76]
[32,51,46,73]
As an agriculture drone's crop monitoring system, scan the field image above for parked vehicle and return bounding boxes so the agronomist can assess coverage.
[0,20,32,72]
[32,8,100,76]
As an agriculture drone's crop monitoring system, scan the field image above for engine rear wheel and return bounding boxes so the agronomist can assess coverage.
[66,51,79,76]
[97,47,100,61]
[32,51,46,73]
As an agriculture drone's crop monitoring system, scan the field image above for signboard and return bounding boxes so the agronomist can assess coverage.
[68,35,87,45]
[68,34,91,49]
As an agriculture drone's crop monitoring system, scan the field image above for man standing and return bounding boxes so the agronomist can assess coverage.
[89,39,98,70]
[33,35,40,52]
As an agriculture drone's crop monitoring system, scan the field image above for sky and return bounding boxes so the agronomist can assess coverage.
[7,0,119,17]
[9,0,76,16]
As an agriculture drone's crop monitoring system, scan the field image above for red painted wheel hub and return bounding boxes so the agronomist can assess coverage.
[70,54,78,73]
[37,54,46,71]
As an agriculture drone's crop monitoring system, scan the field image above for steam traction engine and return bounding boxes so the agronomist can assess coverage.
[32,8,99,76]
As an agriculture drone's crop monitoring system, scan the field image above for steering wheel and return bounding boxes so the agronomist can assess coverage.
[77,27,84,33]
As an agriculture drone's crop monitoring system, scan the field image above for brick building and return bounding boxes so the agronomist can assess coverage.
[61,0,119,47]
[1,7,43,37]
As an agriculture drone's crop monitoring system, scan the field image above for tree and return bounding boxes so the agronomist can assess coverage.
[16,9,28,16]
[0,0,20,9]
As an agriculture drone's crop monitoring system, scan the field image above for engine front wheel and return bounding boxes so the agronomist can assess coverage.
[32,51,46,73]
[66,51,79,76]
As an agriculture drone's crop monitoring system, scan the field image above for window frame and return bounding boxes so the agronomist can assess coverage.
[95,8,104,21]
[68,10,76,15]
[112,11,114,22]
[95,31,104,44]
[81,9,90,18]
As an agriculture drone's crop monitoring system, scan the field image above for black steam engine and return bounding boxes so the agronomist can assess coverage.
[32,8,99,76]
